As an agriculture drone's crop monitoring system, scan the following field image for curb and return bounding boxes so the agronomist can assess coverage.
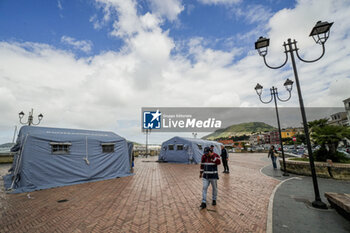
[259,164,303,233]
[266,176,302,233]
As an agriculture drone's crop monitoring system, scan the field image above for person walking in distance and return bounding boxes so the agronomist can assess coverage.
[210,145,215,152]
[199,147,221,209]
[268,145,278,169]
[221,145,229,173]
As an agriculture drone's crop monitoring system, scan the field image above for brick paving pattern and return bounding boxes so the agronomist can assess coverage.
[0,153,279,233]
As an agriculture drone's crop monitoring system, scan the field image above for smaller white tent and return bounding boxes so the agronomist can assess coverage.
[158,136,222,164]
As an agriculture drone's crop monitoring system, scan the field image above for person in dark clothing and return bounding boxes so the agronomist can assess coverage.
[210,145,215,153]
[199,147,221,209]
[268,145,278,169]
[220,145,229,173]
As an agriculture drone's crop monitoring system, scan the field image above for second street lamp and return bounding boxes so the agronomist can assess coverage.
[254,79,293,176]
[19,109,43,126]
[145,128,151,158]
[254,20,333,209]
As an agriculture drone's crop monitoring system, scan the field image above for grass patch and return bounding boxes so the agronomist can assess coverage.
[290,157,309,162]
[339,158,350,164]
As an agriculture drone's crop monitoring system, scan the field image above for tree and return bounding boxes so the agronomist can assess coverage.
[312,125,350,161]
[295,133,306,144]
[308,118,329,130]
[282,137,293,145]
[307,118,329,144]
[308,118,350,162]
[241,142,247,151]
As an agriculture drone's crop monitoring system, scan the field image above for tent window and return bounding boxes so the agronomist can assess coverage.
[168,145,174,150]
[50,142,71,155]
[176,144,184,150]
[102,144,115,153]
[197,144,202,150]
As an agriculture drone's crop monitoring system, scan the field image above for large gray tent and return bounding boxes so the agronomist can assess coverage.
[158,136,222,164]
[4,126,132,193]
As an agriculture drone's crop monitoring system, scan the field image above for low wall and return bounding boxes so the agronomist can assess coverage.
[133,150,159,157]
[0,153,14,164]
[279,158,350,180]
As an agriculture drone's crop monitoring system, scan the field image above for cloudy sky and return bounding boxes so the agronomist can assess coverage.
[0,0,349,144]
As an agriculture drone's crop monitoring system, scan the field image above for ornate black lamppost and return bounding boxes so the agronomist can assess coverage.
[145,128,151,158]
[255,79,294,176]
[254,21,333,209]
[19,109,43,126]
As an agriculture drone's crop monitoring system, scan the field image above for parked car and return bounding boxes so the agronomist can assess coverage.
[338,148,350,158]
[312,145,321,152]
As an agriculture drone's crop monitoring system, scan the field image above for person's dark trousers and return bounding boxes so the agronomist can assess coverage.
[222,158,229,172]
[271,155,277,169]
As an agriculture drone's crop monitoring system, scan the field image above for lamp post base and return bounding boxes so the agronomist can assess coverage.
[312,200,328,209]
[282,172,289,176]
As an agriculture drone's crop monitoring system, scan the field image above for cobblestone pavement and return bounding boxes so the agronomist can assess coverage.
[0,153,279,233]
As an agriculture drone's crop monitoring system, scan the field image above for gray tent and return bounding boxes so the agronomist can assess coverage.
[4,126,132,193]
[158,136,222,164]
[127,141,134,169]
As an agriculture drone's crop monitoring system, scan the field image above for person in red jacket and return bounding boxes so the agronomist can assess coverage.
[199,146,221,209]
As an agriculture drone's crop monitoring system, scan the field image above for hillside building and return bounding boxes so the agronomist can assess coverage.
[263,133,271,144]
[281,128,297,138]
[249,134,266,145]
[270,131,280,145]
[217,139,234,146]
[329,112,348,126]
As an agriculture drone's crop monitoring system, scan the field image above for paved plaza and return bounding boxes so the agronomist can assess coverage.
[1,153,349,233]
[0,153,279,232]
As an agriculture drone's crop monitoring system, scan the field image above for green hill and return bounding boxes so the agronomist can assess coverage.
[202,122,276,140]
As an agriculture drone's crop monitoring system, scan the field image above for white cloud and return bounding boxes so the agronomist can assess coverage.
[187,4,195,15]
[147,0,184,21]
[57,0,63,10]
[197,0,272,26]
[234,4,272,24]
[197,0,241,5]
[139,12,162,31]
[60,36,93,53]
[90,14,104,30]
[94,0,182,38]
[262,0,350,107]
[187,37,240,66]
[1,0,350,144]
[95,0,142,38]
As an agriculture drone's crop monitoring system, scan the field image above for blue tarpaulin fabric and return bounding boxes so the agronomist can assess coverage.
[158,136,222,164]
[4,126,132,193]
[127,141,134,169]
